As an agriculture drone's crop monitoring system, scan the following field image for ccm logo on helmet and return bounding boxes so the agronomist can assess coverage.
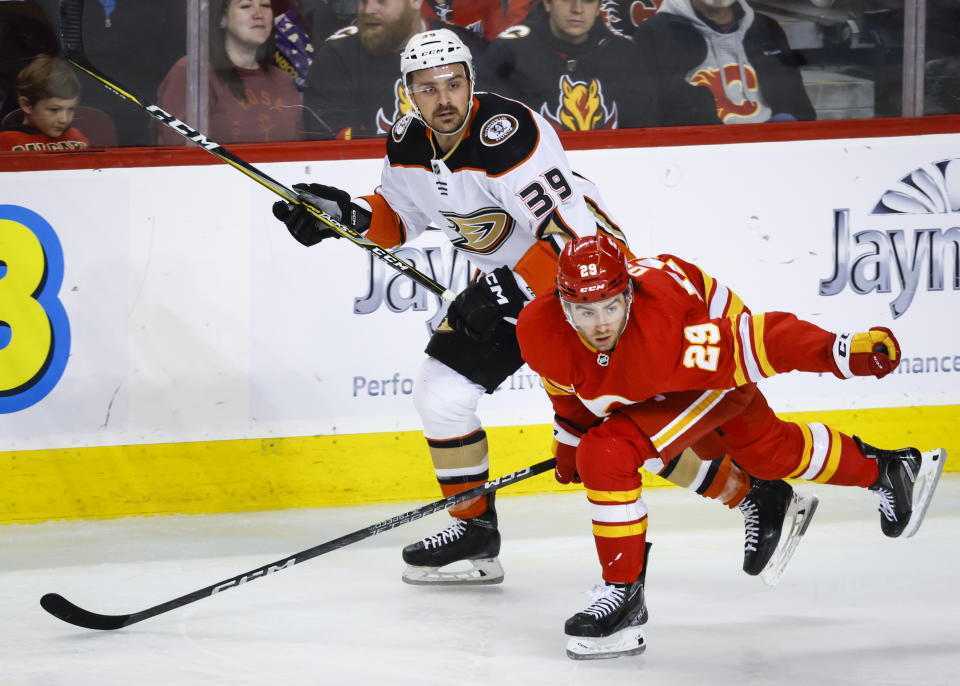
[580,284,606,293]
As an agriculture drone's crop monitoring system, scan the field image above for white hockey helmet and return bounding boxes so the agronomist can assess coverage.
[400,29,475,134]
[401,28,474,89]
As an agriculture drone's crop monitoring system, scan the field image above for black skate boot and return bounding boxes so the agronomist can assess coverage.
[401,493,503,585]
[739,478,818,586]
[858,437,945,538]
[564,543,651,660]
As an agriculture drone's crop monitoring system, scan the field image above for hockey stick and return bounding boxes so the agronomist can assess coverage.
[40,458,555,630]
[57,0,455,303]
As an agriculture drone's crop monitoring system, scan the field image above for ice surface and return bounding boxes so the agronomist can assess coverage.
[2,478,959,686]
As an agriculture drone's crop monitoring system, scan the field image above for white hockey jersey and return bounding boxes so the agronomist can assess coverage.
[358,92,627,295]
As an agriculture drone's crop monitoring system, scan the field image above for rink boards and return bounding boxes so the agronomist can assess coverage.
[1,132,959,523]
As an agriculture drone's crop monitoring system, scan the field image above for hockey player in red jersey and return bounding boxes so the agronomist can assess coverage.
[274,29,810,589]
[516,234,946,660]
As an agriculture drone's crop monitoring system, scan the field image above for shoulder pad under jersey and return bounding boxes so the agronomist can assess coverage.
[386,114,431,169]
[472,92,539,177]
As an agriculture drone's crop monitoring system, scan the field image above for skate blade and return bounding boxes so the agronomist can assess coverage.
[760,492,819,587]
[902,449,946,539]
[401,557,504,586]
[565,626,646,660]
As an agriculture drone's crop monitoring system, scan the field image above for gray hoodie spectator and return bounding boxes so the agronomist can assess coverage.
[633,0,814,126]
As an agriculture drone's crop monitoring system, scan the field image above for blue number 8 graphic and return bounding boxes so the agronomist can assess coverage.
[0,205,71,413]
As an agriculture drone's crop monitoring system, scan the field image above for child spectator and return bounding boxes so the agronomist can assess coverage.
[156,0,302,145]
[0,54,89,152]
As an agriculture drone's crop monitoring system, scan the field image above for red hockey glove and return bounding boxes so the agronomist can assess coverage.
[554,441,581,485]
[831,327,901,379]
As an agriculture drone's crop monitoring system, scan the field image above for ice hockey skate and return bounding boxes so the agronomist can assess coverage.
[738,479,819,587]
[401,494,503,585]
[565,544,650,660]
[858,438,946,538]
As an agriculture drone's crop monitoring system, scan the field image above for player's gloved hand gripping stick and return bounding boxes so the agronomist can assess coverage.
[55,0,455,304]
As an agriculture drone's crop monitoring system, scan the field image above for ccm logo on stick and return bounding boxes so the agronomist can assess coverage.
[146,105,220,151]
[211,558,297,594]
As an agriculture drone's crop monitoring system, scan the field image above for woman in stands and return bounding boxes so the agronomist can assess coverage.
[156,0,302,145]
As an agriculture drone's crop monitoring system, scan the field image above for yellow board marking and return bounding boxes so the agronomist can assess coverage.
[1,406,957,524]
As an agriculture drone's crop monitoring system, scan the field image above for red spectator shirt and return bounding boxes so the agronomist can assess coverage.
[421,0,539,39]
[156,58,301,145]
[0,125,89,151]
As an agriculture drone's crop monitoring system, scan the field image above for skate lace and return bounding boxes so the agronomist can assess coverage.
[581,584,626,620]
[739,499,759,552]
[421,519,467,549]
[874,488,898,522]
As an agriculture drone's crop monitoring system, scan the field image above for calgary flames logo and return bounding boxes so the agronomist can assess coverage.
[689,64,760,122]
[541,75,618,131]
[376,78,417,134]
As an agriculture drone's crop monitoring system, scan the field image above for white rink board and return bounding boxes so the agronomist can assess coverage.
[1,133,958,452]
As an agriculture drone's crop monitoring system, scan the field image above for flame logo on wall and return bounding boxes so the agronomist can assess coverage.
[541,75,618,131]
[376,78,416,134]
[689,64,760,122]
[872,160,960,214]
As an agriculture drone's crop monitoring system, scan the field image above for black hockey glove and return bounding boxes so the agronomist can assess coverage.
[271,183,371,247]
[446,266,531,341]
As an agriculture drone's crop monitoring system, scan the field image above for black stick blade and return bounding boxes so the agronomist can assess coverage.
[41,593,132,631]
[58,0,86,58]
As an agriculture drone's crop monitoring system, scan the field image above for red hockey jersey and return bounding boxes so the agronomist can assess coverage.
[516,254,839,443]
[0,126,89,151]
[421,0,539,40]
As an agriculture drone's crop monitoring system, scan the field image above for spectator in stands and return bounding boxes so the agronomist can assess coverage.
[632,0,814,125]
[0,54,89,152]
[156,0,302,145]
[28,0,186,146]
[302,0,483,139]
[420,0,539,40]
[485,0,657,130]
[270,1,358,90]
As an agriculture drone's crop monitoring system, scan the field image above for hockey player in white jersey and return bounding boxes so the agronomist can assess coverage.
[272,28,815,588]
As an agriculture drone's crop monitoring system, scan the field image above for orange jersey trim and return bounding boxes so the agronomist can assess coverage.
[359,192,404,248]
[515,240,562,296]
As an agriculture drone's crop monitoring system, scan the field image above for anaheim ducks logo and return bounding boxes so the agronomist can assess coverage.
[376,78,417,135]
[541,75,617,131]
[441,208,515,254]
[689,64,761,122]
